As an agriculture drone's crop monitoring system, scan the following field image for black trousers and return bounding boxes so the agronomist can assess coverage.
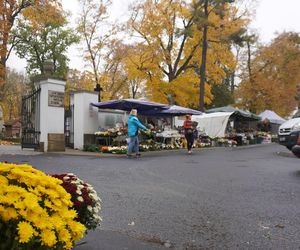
[185,132,194,151]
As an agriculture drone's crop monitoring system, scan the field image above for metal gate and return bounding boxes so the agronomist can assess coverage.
[64,104,74,148]
[21,88,41,149]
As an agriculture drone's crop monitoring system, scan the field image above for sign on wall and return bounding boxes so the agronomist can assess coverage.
[48,91,64,107]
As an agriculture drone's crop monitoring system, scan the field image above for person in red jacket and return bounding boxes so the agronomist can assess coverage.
[183,115,194,154]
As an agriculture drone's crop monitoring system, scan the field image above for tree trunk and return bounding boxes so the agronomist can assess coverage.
[247,41,252,82]
[246,40,256,113]
[199,0,209,112]
[0,57,6,101]
[230,71,235,94]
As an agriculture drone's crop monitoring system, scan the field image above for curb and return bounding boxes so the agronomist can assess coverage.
[46,143,276,158]
[276,151,296,158]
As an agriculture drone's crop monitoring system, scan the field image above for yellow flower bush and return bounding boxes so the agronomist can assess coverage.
[0,162,86,250]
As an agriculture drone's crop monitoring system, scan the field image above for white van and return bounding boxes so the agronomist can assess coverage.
[278,117,300,157]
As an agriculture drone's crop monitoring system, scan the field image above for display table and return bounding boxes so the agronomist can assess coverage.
[155,130,184,144]
[96,135,115,146]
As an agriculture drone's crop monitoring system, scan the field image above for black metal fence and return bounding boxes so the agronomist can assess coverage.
[65,104,74,148]
[21,88,41,149]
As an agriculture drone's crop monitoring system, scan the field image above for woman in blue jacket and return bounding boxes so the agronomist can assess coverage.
[127,109,148,158]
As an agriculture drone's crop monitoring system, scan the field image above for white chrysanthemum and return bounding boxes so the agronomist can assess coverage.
[77,196,84,202]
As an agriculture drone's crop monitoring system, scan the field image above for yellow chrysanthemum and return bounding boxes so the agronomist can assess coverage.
[60,208,77,219]
[68,221,86,241]
[0,175,8,185]
[23,194,39,210]
[33,215,52,230]
[58,228,71,243]
[0,163,86,249]
[17,221,35,243]
[50,214,65,230]
[0,205,5,213]
[1,207,19,221]
[41,229,57,247]
[64,241,73,250]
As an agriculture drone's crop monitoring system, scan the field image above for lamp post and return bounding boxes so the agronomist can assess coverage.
[94,83,103,102]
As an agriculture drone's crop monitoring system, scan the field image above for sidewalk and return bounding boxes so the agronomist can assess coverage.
[0,143,277,158]
[0,145,42,156]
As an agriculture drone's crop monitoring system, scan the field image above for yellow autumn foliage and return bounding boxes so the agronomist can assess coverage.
[128,0,248,108]
[237,32,300,117]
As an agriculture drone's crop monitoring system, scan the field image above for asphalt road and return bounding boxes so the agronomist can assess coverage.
[1,144,299,250]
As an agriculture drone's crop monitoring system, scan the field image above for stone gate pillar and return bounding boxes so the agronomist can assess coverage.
[35,74,66,152]
[70,91,99,150]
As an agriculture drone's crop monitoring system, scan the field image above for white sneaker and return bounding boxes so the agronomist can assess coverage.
[188,150,192,154]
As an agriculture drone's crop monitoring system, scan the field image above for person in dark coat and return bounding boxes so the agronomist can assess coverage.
[183,115,194,154]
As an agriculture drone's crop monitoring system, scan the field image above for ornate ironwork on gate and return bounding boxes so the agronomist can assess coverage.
[21,88,41,149]
[64,104,74,148]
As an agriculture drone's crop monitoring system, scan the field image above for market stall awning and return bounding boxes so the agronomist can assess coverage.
[258,110,286,124]
[205,106,261,120]
[158,105,202,116]
[91,99,167,112]
[92,99,202,116]
[143,105,202,116]
[192,112,233,137]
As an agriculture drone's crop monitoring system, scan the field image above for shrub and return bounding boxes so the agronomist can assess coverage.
[83,144,100,152]
[0,163,86,250]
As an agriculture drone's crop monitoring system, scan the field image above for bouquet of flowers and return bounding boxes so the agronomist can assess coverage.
[101,146,127,154]
[0,163,86,250]
[51,173,102,231]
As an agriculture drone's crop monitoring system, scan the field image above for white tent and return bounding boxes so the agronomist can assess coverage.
[192,112,233,137]
[258,110,286,124]
[175,112,232,137]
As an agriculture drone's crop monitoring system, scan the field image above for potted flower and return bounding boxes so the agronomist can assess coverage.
[50,173,102,231]
[0,163,86,250]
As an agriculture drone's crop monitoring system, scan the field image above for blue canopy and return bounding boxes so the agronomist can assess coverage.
[91,99,167,113]
[92,99,202,116]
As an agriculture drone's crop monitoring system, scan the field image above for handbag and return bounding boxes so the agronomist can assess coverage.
[185,128,193,134]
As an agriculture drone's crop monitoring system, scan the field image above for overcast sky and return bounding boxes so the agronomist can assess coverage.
[7,0,300,72]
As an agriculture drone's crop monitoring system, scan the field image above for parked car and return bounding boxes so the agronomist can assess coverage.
[278,117,300,158]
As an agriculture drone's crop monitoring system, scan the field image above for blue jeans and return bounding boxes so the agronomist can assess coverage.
[127,136,139,155]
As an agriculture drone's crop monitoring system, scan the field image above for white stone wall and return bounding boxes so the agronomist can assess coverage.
[35,78,66,152]
[71,92,98,150]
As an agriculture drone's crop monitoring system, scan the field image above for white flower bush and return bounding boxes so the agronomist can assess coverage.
[51,173,102,231]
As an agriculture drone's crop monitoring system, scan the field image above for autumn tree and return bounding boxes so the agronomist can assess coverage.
[100,41,130,100]
[0,68,28,121]
[66,69,95,91]
[64,69,95,105]
[11,7,78,78]
[236,32,300,117]
[192,0,238,111]
[208,68,235,108]
[77,0,115,101]
[97,41,150,100]
[128,0,247,108]
[121,43,159,99]
[0,0,60,99]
